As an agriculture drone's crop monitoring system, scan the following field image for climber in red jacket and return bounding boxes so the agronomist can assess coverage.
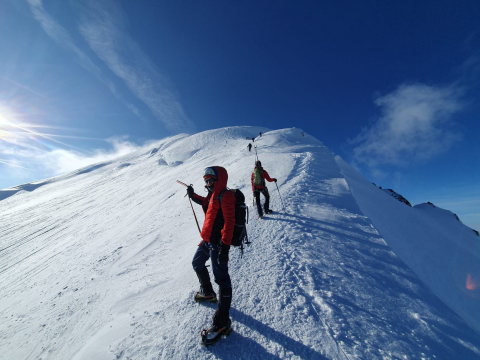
[187,166,235,341]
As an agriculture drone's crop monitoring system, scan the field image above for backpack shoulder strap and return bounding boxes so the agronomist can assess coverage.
[216,188,235,204]
[216,189,227,203]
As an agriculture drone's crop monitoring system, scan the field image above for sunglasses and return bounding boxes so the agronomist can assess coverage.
[205,178,216,185]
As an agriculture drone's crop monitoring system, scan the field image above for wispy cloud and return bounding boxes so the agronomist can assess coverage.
[75,0,194,132]
[1,120,92,153]
[26,0,109,85]
[27,0,193,132]
[25,0,142,121]
[0,133,151,189]
[350,83,464,168]
[35,136,148,176]
[0,75,49,100]
[0,159,34,171]
[0,101,150,189]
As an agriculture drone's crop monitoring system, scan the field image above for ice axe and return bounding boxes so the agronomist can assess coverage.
[177,180,201,234]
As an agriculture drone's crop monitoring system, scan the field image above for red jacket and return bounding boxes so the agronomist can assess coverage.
[251,166,274,192]
[191,166,236,246]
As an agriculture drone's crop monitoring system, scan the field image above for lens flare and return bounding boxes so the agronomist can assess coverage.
[466,274,478,290]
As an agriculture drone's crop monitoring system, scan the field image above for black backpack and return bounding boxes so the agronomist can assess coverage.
[218,188,250,256]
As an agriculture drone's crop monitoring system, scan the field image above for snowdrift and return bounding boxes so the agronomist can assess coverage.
[1,126,479,359]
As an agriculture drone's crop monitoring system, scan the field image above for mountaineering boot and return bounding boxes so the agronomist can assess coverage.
[195,290,217,303]
[200,288,232,345]
[201,317,232,346]
[195,267,217,303]
[265,209,273,214]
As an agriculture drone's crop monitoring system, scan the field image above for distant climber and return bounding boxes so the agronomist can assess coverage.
[301,132,304,137]
[247,143,252,152]
[252,137,255,142]
[251,160,277,218]
[259,132,262,137]
[186,166,234,345]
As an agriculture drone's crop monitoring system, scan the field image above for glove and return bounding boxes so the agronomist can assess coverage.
[187,185,194,198]
[217,242,230,264]
[273,178,277,182]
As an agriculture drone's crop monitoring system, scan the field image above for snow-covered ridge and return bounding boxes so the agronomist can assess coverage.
[1,126,479,359]
[336,156,480,332]
[379,188,413,207]
[373,186,479,237]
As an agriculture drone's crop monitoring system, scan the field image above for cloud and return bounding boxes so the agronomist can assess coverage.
[0,134,151,187]
[350,83,464,167]
[1,117,93,154]
[36,136,147,175]
[0,101,153,189]
[1,105,149,183]
[0,75,50,100]
[75,0,194,132]
[0,159,33,171]
[26,0,112,88]
[25,0,143,122]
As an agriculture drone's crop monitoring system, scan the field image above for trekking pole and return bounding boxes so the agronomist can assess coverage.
[176,180,201,233]
[275,182,287,213]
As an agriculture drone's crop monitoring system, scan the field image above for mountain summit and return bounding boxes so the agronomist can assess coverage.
[1,127,479,359]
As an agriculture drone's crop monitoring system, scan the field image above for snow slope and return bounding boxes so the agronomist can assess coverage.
[1,127,479,359]
[336,157,480,335]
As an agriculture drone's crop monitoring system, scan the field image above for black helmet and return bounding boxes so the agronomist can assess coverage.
[255,160,261,167]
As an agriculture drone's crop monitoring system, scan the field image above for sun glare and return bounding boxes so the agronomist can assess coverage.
[0,129,10,140]
[0,104,16,126]
[0,105,17,140]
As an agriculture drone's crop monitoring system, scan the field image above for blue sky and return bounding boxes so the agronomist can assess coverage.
[1,0,479,230]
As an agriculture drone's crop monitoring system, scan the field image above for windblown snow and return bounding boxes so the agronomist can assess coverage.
[1,127,479,359]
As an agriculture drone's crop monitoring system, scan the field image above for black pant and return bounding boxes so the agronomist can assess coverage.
[192,241,232,325]
[192,241,231,290]
[254,187,270,216]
